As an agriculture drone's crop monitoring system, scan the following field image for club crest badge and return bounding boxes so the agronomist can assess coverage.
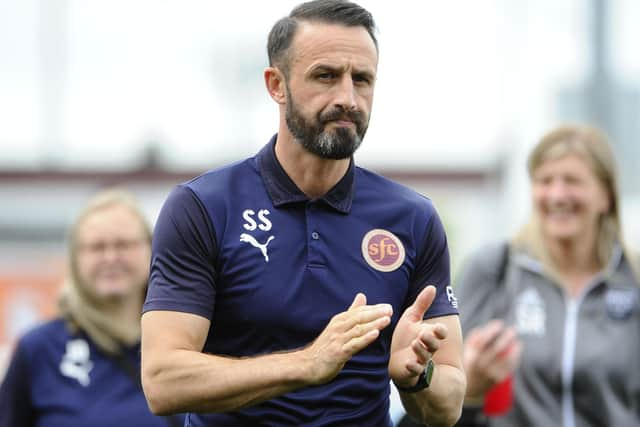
[361,229,405,272]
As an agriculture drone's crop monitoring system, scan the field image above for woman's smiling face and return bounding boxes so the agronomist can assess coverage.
[532,153,610,244]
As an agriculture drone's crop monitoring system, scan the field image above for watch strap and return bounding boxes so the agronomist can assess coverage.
[394,359,434,393]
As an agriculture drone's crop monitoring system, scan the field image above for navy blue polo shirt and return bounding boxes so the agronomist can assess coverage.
[0,318,181,427]
[144,135,458,426]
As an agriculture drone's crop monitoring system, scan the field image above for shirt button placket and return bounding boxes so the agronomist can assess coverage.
[306,202,323,266]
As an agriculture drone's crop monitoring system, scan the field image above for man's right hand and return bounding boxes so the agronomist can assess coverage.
[300,293,393,385]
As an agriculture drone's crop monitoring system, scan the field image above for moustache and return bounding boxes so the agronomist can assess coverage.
[320,108,365,128]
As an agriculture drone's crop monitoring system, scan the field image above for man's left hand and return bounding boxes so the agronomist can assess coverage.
[389,285,447,388]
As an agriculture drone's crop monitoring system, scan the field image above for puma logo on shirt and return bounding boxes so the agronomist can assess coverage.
[240,233,275,262]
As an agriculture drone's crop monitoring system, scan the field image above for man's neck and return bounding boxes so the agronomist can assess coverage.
[274,133,350,199]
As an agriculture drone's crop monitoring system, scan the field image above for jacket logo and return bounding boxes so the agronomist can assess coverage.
[240,233,275,262]
[605,288,638,320]
[361,229,405,272]
[515,288,546,336]
[59,338,93,386]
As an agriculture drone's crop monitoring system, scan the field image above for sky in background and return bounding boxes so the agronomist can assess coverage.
[1,0,629,170]
[0,0,639,189]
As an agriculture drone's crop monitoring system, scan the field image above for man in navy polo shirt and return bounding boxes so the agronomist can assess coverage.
[141,1,466,426]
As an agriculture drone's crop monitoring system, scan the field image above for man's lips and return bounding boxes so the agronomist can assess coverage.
[328,119,355,127]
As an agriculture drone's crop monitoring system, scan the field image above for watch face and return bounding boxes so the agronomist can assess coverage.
[424,358,434,387]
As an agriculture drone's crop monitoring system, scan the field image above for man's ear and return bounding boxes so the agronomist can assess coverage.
[264,67,286,104]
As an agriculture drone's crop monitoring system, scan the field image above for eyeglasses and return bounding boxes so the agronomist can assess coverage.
[77,238,146,255]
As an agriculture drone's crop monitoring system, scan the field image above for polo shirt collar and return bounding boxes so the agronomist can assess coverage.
[257,134,354,214]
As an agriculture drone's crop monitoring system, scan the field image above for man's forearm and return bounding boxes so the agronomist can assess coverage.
[399,364,466,427]
[142,298,393,416]
[142,348,310,415]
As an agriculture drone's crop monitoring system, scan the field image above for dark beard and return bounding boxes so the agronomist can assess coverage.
[285,85,368,160]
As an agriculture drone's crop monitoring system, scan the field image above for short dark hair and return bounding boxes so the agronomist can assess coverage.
[267,0,378,75]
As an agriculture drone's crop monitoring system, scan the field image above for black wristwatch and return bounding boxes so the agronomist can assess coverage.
[394,359,435,393]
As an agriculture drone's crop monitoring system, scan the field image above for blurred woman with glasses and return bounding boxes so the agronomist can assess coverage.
[0,189,183,427]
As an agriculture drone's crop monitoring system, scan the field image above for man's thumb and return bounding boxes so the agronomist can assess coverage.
[409,285,436,320]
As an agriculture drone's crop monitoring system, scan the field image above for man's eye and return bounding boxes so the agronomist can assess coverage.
[353,75,370,84]
[317,72,335,80]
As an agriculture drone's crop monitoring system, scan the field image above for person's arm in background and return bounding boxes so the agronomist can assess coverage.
[141,294,392,414]
[0,340,36,427]
[455,244,521,406]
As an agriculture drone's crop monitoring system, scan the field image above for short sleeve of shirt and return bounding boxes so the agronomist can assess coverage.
[408,206,457,319]
[143,185,218,320]
[0,340,35,427]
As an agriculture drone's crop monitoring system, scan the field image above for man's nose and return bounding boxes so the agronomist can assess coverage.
[333,75,357,111]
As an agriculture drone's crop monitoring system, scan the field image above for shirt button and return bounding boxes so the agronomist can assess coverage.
[311,231,319,240]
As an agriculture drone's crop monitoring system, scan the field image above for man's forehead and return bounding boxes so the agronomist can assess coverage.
[290,21,378,66]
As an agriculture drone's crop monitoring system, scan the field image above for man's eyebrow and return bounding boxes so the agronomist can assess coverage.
[309,63,344,74]
[309,63,375,78]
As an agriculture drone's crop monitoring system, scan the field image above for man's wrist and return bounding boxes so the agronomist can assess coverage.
[394,359,435,393]
[282,349,315,387]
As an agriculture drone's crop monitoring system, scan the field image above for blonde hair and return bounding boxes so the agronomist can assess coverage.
[514,124,637,277]
[59,188,152,355]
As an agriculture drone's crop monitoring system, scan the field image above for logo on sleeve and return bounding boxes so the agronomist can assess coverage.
[446,286,458,308]
[361,229,405,272]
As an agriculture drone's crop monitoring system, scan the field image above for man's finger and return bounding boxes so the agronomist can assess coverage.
[412,339,432,364]
[425,323,448,341]
[349,292,367,310]
[417,323,447,353]
[407,285,436,321]
[345,314,391,341]
[339,304,392,331]
[342,328,381,355]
